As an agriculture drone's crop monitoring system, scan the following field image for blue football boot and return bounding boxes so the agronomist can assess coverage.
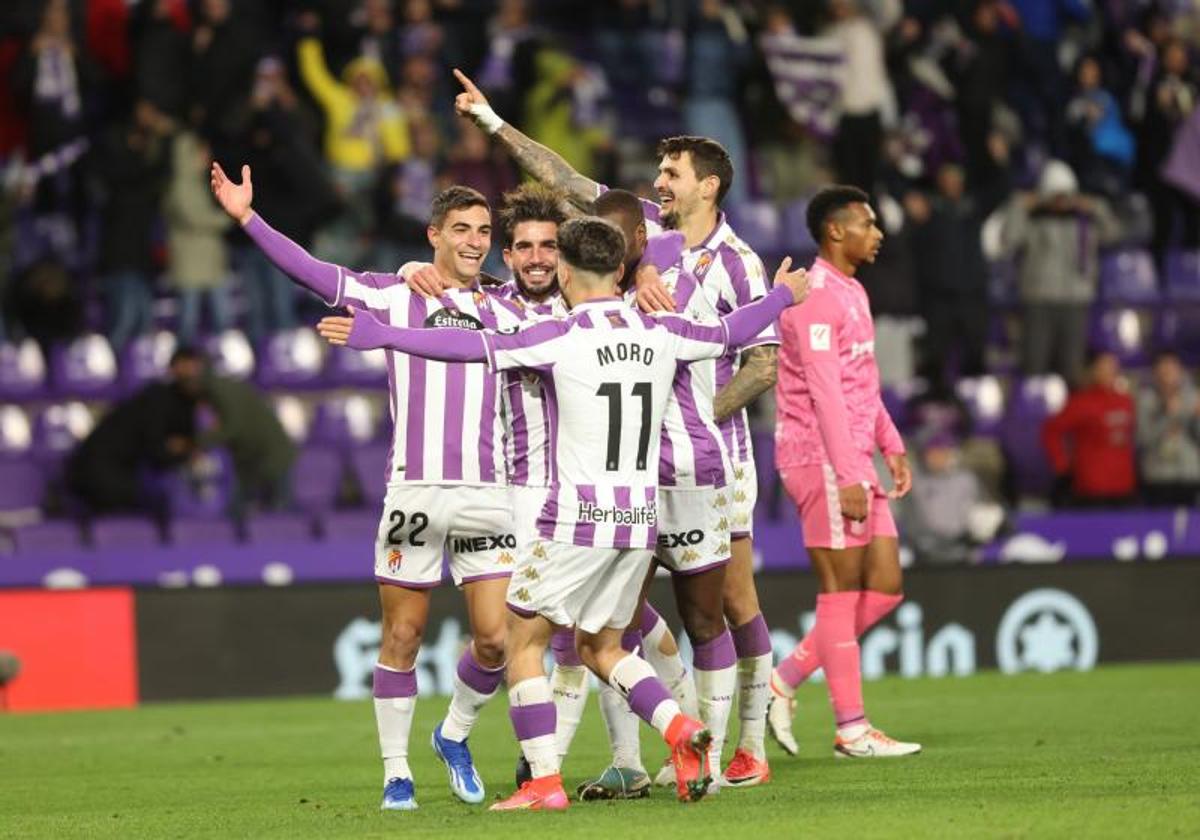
[432,722,486,804]
[381,777,418,811]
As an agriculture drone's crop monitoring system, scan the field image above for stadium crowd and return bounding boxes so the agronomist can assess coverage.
[2,0,1200,539]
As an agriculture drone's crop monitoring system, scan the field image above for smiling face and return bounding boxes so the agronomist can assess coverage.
[504,219,559,299]
[653,151,717,230]
[833,202,884,267]
[429,205,492,284]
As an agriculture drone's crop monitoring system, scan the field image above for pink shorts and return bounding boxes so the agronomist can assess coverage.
[781,464,897,550]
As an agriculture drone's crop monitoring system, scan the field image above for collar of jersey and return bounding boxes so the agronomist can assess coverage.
[813,256,854,286]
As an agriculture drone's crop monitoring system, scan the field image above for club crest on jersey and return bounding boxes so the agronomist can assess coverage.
[387,549,403,573]
[426,308,485,330]
[692,251,715,279]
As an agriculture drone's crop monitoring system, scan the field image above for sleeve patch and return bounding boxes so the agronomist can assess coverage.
[809,323,831,351]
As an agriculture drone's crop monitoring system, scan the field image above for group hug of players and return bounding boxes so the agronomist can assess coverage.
[210,68,919,813]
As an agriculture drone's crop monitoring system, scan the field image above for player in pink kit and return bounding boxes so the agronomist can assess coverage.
[768,186,921,758]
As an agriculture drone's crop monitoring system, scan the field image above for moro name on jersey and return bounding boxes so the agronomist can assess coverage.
[596,341,656,367]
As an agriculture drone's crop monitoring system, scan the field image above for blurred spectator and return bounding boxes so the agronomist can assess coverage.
[952,0,1014,184]
[826,0,894,191]
[355,0,403,79]
[684,0,751,205]
[898,430,1003,564]
[1042,350,1137,507]
[440,122,516,208]
[232,57,336,343]
[65,347,201,514]
[1066,55,1135,196]
[523,45,611,179]
[374,116,441,267]
[199,364,296,512]
[164,131,233,345]
[1136,351,1200,507]
[1008,0,1090,154]
[132,0,190,124]
[4,255,83,350]
[1002,159,1120,386]
[909,158,1009,395]
[187,0,258,141]
[1131,37,1199,267]
[91,104,169,350]
[297,18,409,266]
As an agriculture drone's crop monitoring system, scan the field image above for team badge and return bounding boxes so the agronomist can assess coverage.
[387,549,403,573]
[692,251,714,279]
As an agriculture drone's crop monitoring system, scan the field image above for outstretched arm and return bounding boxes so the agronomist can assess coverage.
[318,309,488,363]
[454,68,598,213]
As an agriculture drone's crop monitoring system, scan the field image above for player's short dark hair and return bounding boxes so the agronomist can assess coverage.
[656,136,734,205]
[557,217,627,275]
[498,183,567,244]
[806,185,872,244]
[430,185,490,228]
[593,188,646,224]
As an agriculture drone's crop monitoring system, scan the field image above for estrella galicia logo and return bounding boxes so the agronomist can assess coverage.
[995,588,1098,674]
[426,309,485,330]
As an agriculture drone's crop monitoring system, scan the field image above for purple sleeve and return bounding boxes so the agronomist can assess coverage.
[243,214,340,304]
[722,285,791,348]
[640,231,686,272]
[346,310,488,362]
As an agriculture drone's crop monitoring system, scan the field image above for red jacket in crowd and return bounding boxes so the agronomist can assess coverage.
[1042,386,1137,499]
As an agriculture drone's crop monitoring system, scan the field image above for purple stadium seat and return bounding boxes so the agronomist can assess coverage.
[1000,375,1068,498]
[725,202,781,257]
[320,509,381,540]
[90,516,161,549]
[168,517,239,547]
[0,339,48,401]
[955,375,1006,436]
[1155,306,1200,364]
[323,345,388,387]
[1099,249,1159,305]
[0,405,33,457]
[11,520,84,554]
[310,395,381,450]
[119,330,176,394]
[0,459,47,511]
[162,448,236,519]
[350,443,391,506]
[32,402,95,460]
[256,328,326,390]
[1089,307,1151,366]
[244,512,316,543]
[780,200,818,256]
[49,333,119,399]
[273,395,312,444]
[1164,249,1200,303]
[205,329,256,379]
[292,446,344,513]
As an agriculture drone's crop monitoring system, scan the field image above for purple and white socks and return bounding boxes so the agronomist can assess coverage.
[509,677,560,779]
[441,645,505,742]
[732,615,773,759]
[374,664,417,783]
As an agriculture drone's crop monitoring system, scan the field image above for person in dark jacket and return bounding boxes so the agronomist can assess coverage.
[66,348,201,513]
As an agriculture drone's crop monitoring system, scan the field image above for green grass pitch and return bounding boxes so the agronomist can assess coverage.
[2,663,1198,839]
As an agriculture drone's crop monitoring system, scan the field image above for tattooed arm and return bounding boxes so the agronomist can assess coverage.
[714,345,779,422]
[453,68,598,213]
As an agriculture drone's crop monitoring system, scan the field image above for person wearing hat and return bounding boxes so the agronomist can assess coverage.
[1001,159,1121,387]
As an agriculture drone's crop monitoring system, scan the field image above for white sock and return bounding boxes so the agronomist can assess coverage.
[838,720,870,741]
[375,696,415,783]
[598,682,644,771]
[644,638,699,718]
[550,663,590,759]
[609,654,681,738]
[510,677,560,778]
[441,666,502,742]
[737,653,773,758]
[695,664,737,770]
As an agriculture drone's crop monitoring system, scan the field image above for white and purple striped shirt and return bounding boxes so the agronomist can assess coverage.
[491,280,568,488]
[627,256,732,490]
[609,192,780,465]
[482,299,733,549]
[334,270,524,486]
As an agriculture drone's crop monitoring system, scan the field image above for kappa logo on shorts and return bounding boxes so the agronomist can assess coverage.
[717,517,728,531]
[387,549,403,573]
[715,495,728,507]
[498,551,515,565]
[532,543,547,559]
[717,542,730,555]
[657,529,705,549]
[451,534,518,553]
[733,468,745,481]
[512,587,532,603]
[733,489,747,503]
[521,566,539,580]
[681,549,700,563]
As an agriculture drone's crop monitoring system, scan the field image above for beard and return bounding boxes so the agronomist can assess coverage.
[661,208,681,230]
[516,267,557,299]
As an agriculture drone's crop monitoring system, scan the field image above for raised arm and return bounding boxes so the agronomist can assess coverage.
[318,309,488,363]
[453,68,598,213]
